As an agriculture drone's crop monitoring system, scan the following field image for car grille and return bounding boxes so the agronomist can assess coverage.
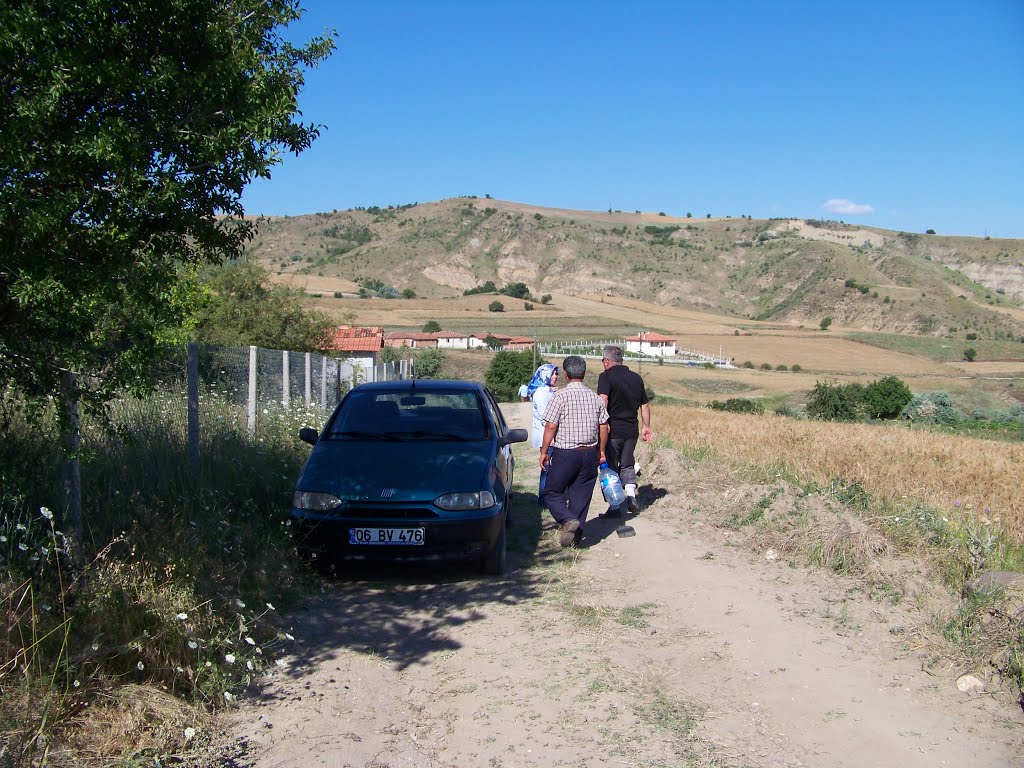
[336,506,441,520]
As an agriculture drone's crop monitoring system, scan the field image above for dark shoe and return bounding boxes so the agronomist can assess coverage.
[626,496,641,514]
[558,519,580,548]
[603,506,624,519]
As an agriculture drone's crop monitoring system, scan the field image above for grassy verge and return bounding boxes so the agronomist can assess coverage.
[0,390,321,766]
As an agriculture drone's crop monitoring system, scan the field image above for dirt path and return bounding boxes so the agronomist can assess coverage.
[220,408,1023,768]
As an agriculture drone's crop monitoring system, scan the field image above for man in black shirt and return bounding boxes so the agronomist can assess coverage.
[596,345,652,516]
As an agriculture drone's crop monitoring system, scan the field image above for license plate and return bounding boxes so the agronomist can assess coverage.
[349,527,425,546]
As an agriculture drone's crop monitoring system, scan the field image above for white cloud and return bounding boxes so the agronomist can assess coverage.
[822,198,875,215]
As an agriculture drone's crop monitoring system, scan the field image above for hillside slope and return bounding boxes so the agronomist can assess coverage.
[242,198,1024,339]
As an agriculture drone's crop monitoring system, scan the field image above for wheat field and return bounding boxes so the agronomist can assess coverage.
[656,405,1024,541]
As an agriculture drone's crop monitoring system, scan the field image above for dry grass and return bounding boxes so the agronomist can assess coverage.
[655,405,1024,541]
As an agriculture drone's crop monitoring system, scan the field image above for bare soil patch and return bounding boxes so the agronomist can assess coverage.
[214,408,1023,768]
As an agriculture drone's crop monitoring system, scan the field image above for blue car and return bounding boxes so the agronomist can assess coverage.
[291,379,528,574]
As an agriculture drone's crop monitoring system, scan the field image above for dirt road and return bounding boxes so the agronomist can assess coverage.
[221,408,1023,767]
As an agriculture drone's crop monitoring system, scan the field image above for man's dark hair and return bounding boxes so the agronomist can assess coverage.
[603,345,624,364]
[562,355,587,380]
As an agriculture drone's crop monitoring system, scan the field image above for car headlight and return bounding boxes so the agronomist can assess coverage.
[293,491,343,512]
[434,491,496,510]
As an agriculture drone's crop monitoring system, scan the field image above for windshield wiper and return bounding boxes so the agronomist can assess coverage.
[332,430,401,441]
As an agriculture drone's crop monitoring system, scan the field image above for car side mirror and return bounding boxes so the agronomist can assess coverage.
[299,427,319,445]
[498,428,528,447]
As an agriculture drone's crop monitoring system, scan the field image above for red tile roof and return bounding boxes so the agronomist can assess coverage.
[324,326,383,352]
[625,331,676,342]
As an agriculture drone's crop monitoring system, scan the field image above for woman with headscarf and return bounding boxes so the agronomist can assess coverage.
[527,363,559,502]
[527,363,559,448]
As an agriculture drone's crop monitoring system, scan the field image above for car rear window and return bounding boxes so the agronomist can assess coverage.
[327,390,489,440]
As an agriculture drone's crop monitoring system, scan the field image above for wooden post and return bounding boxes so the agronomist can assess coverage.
[187,342,199,469]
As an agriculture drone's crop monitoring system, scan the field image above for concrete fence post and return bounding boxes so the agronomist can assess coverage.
[282,350,290,408]
[187,342,199,469]
[304,352,312,408]
[248,345,257,438]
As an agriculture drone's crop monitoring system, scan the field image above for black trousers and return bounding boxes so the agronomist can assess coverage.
[607,436,638,487]
[541,447,599,526]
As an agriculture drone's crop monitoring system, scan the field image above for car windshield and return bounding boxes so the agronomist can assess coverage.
[326,389,489,441]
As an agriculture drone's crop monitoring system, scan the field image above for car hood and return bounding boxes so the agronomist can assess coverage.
[298,439,494,502]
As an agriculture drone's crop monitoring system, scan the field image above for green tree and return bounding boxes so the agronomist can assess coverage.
[422,320,442,333]
[1,0,334,407]
[963,347,977,362]
[483,335,504,350]
[488,301,505,313]
[414,348,445,378]
[805,381,867,421]
[540,294,552,305]
[864,375,913,419]
[195,262,333,351]
[401,288,416,299]
[820,316,833,330]
[484,350,536,401]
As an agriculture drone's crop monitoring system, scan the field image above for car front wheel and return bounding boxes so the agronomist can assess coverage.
[480,519,507,575]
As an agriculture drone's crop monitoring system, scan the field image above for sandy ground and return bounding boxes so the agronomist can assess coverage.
[217,406,1024,768]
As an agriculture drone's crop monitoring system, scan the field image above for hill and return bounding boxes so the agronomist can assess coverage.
[242,197,1024,341]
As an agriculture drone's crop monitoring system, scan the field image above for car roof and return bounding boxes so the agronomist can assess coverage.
[354,379,486,393]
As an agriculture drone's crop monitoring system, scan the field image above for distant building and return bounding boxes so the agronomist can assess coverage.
[383,331,438,349]
[435,331,471,349]
[323,325,384,364]
[624,331,676,357]
[503,336,535,351]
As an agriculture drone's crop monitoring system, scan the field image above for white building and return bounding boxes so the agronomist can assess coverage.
[435,331,471,350]
[624,331,677,357]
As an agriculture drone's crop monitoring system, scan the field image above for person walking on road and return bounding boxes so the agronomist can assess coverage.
[597,345,652,517]
[539,356,609,548]
[526,363,559,502]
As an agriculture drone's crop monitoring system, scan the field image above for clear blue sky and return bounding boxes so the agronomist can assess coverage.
[241,1,1024,239]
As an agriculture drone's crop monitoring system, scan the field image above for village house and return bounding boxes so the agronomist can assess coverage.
[383,331,439,349]
[624,331,677,357]
[323,325,384,364]
[434,331,471,350]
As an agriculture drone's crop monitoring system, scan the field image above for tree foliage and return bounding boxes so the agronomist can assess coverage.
[863,376,913,419]
[0,0,335,411]
[422,320,441,333]
[194,262,333,351]
[484,350,536,402]
[413,348,445,378]
[805,380,866,422]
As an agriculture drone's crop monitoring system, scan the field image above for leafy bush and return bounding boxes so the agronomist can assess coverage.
[422,320,441,333]
[773,405,807,419]
[401,288,416,299]
[791,364,802,372]
[805,381,867,421]
[463,281,497,296]
[820,316,833,330]
[499,282,532,300]
[414,348,445,378]
[741,361,754,369]
[708,398,764,414]
[864,375,913,419]
[963,348,977,362]
[484,350,536,401]
[900,392,962,425]
[524,302,534,311]
[488,301,504,313]
[965,332,978,340]
[540,294,552,305]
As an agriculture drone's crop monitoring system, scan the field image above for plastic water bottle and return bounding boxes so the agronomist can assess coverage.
[599,462,626,507]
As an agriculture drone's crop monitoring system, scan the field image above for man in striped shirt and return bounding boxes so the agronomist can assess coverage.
[539,355,610,547]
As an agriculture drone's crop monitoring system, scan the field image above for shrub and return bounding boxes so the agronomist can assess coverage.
[791,364,802,372]
[463,281,497,296]
[333,291,343,298]
[805,380,867,421]
[488,300,504,313]
[484,350,536,401]
[774,405,807,419]
[422,320,441,333]
[775,364,788,371]
[741,360,754,369]
[965,332,978,340]
[524,302,534,310]
[540,294,552,305]
[414,348,445,378]
[759,363,772,370]
[900,392,962,425]
[708,398,764,414]
[401,288,416,299]
[925,228,936,235]
[964,348,977,362]
[500,282,531,299]
[820,316,833,330]
[864,375,913,419]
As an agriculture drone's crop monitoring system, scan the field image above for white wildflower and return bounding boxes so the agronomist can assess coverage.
[235,599,246,609]
[184,727,196,741]
[244,637,255,646]
[40,507,53,521]
[188,641,198,649]
[73,680,80,688]
[17,543,28,551]
[284,633,294,641]
[223,691,234,702]
[246,660,254,671]
[137,661,145,671]
[177,613,188,621]
[275,659,287,668]
[224,653,235,664]
[265,602,275,611]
